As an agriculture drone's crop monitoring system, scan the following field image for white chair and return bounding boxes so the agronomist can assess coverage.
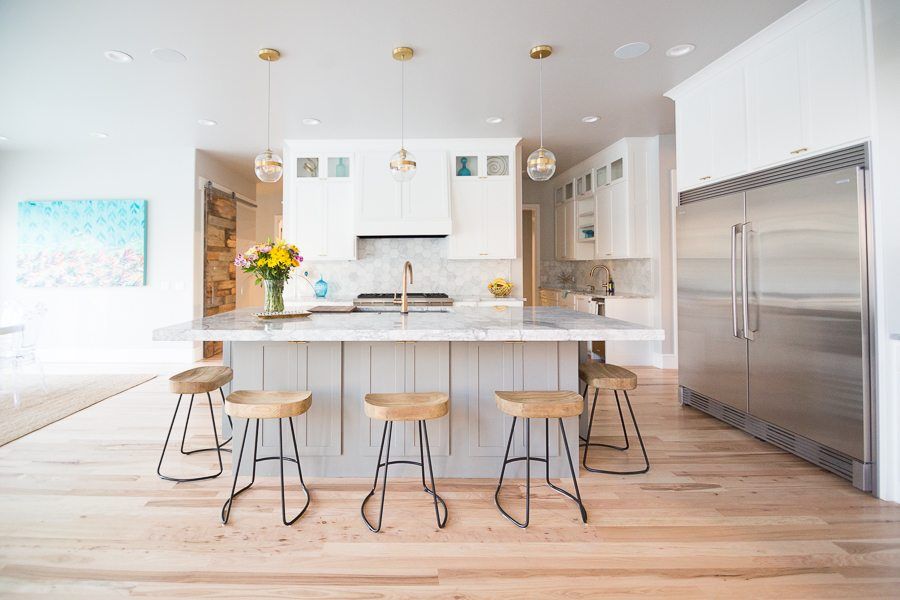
[0,303,48,405]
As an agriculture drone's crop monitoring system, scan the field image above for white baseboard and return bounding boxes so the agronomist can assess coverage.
[653,353,678,369]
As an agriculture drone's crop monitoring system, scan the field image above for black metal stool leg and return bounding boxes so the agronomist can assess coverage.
[494,417,531,528]
[178,394,195,454]
[158,393,224,483]
[420,420,448,528]
[221,419,260,524]
[361,421,393,532]
[279,417,311,526]
[582,390,650,475]
[218,387,234,450]
[179,391,233,455]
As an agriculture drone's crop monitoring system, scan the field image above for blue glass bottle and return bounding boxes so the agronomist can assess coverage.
[314,277,328,298]
[335,157,348,178]
[457,157,471,176]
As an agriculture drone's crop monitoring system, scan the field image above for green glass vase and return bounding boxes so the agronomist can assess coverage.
[263,279,285,313]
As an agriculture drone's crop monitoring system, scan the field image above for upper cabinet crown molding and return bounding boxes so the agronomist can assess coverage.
[666,0,870,191]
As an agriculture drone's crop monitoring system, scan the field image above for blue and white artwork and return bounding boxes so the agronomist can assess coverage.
[17,200,147,287]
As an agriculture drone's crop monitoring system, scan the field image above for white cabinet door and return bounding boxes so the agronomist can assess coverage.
[357,150,401,228]
[564,200,575,260]
[402,149,450,223]
[609,181,630,258]
[747,34,805,168]
[710,66,748,180]
[676,88,713,189]
[448,177,484,258]
[604,298,653,366]
[594,185,613,258]
[323,179,356,259]
[801,0,869,152]
[555,203,567,260]
[573,294,592,313]
[483,178,516,258]
[289,179,326,259]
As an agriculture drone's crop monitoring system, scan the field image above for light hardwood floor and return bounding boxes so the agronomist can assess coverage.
[1,365,899,598]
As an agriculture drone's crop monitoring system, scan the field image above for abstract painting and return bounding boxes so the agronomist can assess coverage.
[17,200,147,287]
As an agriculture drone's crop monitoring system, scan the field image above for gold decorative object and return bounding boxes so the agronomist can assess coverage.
[390,46,417,181]
[488,277,513,298]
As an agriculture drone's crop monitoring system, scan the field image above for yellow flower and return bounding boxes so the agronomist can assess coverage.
[257,258,265,266]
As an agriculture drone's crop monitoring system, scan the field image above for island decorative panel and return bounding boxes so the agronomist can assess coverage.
[17,199,147,287]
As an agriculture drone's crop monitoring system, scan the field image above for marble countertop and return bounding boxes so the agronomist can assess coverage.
[539,287,652,300]
[153,306,665,343]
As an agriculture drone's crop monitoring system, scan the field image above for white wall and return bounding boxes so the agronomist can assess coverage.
[0,148,197,362]
[868,0,900,502]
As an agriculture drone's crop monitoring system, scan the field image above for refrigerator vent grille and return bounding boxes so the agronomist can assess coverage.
[680,387,855,481]
[679,144,868,204]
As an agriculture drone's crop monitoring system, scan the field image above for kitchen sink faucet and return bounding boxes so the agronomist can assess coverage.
[588,264,612,295]
[400,260,414,314]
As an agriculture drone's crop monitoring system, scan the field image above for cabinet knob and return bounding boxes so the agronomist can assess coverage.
[790,147,809,155]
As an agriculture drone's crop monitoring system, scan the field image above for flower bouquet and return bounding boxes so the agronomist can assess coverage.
[235,239,303,312]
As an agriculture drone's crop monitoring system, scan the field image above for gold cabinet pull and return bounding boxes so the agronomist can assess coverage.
[790,147,809,155]
[699,175,712,181]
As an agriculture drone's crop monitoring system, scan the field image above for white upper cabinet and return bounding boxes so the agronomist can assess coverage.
[447,141,520,260]
[283,148,356,262]
[356,147,450,236]
[668,0,870,189]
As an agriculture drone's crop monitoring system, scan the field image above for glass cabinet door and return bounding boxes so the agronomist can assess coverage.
[595,165,608,187]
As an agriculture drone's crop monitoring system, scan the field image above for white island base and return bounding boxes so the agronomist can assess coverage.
[221,340,583,478]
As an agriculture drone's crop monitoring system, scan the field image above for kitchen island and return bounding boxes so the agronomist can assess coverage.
[153,307,664,477]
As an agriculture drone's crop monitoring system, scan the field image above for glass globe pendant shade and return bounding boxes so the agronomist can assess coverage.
[389,147,417,182]
[255,149,283,183]
[526,146,557,182]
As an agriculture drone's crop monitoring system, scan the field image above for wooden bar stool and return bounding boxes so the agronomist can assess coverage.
[221,390,312,526]
[157,366,233,483]
[493,391,587,528]
[578,361,649,475]
[361,392,449,533]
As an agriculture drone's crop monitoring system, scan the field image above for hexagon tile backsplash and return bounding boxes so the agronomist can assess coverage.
[288,238,515,299]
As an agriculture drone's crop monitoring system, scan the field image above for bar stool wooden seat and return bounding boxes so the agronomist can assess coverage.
[361,392,449,533]
[157,366,233,483]
[493,391,587,528]
[578,361,649,475]
[221,390,312,526]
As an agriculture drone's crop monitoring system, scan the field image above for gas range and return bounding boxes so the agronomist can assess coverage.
[353,292,453,307]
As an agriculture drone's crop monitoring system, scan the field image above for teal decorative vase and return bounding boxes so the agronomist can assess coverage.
[335,157,348,177]
[263,279,285,313]
[314,277,328,298]
[457,157,471,176]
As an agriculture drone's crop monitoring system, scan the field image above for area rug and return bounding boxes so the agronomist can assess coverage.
[0,373,155,446]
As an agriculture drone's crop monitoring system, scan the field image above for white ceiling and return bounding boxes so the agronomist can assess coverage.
[0,0,803,177]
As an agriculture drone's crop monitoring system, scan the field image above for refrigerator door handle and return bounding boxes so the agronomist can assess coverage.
[742,221,755,341]
[731,223,741,338]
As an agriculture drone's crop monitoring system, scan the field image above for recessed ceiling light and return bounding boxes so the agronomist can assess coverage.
[666,44,696,58]
[581,115,600,123]
[90,132,109,139]
[301,118,321,126]
[613,41,651,59]
[150,48,187,63]
[197,119,217,126]
[485,116,503,124]
[104,50,133,63]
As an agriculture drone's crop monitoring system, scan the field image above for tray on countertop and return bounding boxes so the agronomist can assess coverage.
[254,310,312,320]
[307,305,357,313]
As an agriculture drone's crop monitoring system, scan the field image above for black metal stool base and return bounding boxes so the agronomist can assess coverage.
[157,390,226,483]
[579,385,650,475]
[180,388,234,455]
[361,420,447,533]
[221,417,311,526]
[494,417,587,528]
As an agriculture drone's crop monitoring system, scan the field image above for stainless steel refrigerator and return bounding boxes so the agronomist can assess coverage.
[676,145,874,490]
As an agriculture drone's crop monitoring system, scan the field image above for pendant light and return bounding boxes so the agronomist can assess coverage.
[526,45,557,182]
[389,46,416,182]
[254,48,283,183]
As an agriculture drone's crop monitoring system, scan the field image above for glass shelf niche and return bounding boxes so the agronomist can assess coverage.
[486,155,509,176]
[565,182,574,200]
[297,157,319,178]
[610,158,624,181]
[327,157,351,178]
[596,165,608,187]
[455,156,478,176]
[585,171,592,192]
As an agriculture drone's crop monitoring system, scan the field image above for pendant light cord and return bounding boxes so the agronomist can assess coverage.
[539,55,544,149]
[400,58,405,150]
[266,59,271,151]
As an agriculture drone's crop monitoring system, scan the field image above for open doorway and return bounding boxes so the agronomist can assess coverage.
[522,205,540,307]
